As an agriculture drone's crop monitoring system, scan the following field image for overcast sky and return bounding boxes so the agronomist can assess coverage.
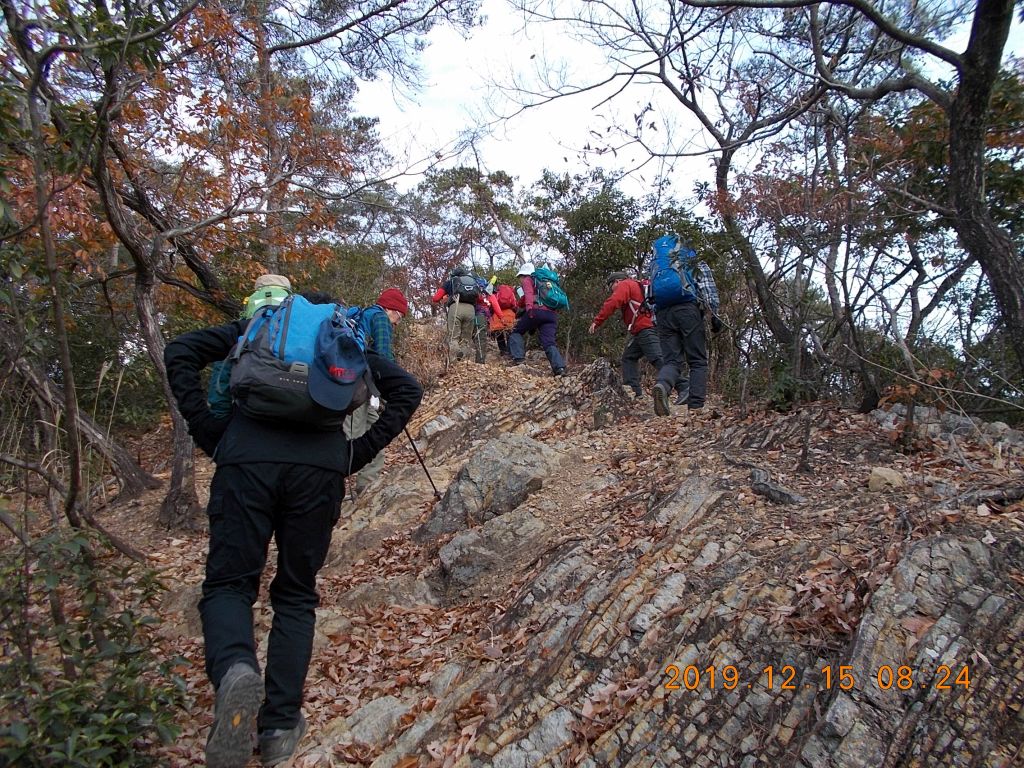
[352,1,1024,201]
[352,0,694,196]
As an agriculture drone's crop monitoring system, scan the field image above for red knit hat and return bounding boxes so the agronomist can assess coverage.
[377,288,409,316]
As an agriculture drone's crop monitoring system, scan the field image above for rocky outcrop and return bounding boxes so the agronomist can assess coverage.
[870,404,1024,453]
[295,363,1024,767]
[416,435,563,539]
[801,536,1024,767]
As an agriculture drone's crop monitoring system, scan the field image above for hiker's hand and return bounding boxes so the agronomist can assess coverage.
[588,322,597,335]
[711,315,725,334]
[189,413,229,457]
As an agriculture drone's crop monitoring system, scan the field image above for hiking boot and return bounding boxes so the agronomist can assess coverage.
[258,716,308,767]
[674,388,690,406]
[652,383,671,416]
[206,662,263,768]
[510,359,524,366]
[553,367,566,377]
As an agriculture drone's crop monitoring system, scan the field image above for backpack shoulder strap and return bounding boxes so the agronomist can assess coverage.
[232,309,270,361]
[669,253,698,297]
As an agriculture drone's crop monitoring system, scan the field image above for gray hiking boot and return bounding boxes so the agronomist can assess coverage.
[653,382,671,416]
[206,662,263,768]
[674,387,690,406]
[259,715,308,767]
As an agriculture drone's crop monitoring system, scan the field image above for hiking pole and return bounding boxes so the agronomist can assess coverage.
[405,427,442,500]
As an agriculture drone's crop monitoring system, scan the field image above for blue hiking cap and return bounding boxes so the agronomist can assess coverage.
[308,317,366,412]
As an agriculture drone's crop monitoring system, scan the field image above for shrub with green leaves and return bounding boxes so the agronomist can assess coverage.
[0,530,185,767]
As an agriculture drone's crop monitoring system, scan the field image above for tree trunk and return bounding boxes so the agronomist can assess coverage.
[256,15,286,274]
[948,0,1024,375]
[715,151,795,351]
[26,91,88,525]
[134,271,202,529]
[89,90,202,529]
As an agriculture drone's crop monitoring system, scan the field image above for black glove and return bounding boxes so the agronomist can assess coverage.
[188,413,230,457]
[710,315,725,334]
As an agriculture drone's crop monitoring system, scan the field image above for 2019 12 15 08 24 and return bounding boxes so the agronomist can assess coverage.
[663,663,970,692]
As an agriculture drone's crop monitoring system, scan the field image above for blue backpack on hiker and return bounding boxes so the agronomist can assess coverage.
[649,234,699,309]
[532,266,570,311]
[228,295,373,429]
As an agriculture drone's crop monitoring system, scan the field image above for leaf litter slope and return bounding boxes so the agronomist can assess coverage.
[101,351,1024,766]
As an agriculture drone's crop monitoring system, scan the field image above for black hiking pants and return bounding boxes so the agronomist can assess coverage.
[655,302,708,409]
[200,462,343,731]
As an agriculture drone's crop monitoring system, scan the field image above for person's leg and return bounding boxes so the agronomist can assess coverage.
[201,464,277,686]
[536,311,565,373]
[345,403,383,493]
[201,463,278,768]
[654,307,685,415]
[544,344,567,374]
[456,303,476,357]
[473,313,488,363]
[494,330,509,357]
[655,308,683,392]
[635,328,664,371]
[260,464,344,732]
[508,331,526,361]
[621,335,644,395]
[674,374,691,406]
[445,303,461,357]
[638,327,686,399]
[679,304,709,409]
[509,313,539,362]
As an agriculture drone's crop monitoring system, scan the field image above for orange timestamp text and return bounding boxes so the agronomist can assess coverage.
[663,663,970,692]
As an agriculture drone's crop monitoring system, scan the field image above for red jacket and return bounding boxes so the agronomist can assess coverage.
[592,279,653,334]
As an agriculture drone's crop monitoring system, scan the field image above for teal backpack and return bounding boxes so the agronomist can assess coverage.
[532,266,570,311]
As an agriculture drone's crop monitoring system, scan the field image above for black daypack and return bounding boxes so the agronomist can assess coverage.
[448,273,480,303]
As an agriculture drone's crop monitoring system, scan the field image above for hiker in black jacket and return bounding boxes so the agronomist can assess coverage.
[164,295,422,768]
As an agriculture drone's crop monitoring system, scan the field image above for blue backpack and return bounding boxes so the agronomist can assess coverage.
[228,295,372,429]
[532,266,570,311]
[649,234,699,309]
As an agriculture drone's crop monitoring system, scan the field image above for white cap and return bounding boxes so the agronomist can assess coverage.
[253,274,291,291]
[517,262,535,277]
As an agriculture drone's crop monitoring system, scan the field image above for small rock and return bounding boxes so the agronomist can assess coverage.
[868,467,905,492]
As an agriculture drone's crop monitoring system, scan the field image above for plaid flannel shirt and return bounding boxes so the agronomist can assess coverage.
[366,304,396,362]
[695,261,720,314]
